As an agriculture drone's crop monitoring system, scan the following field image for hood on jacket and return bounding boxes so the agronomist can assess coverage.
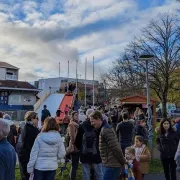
[39,131,61,145]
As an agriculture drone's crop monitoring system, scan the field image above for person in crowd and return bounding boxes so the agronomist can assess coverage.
[99,106,109,124]
[3,114,17,150]
[0,119,16,180]
[133,136,151,179]
[75,110,103,180]
[65,104,70,114]
[0,111,3,118]
[41,105,51,124]
[175,139,180,172]
[173,117,180,134]
[156,118,179,180]
[90,110,126,180]
[27,117,66,179]
[66,111,80,180]
[19,111,40,180]
[63,111,70,133]
[134,107,143,120]
[124,147,142,180]
[55,109,63,126]
[111,106,119,131]
[16,121,26,179]
[135,117,148,144]
[116,112,134,154]
[78,110,87,124]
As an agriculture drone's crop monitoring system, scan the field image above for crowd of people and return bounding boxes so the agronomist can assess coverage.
[0,105,180,180]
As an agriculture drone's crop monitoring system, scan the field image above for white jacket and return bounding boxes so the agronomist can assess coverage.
[27,131,65,173]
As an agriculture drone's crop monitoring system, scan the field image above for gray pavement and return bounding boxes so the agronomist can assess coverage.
[145,172,180,180]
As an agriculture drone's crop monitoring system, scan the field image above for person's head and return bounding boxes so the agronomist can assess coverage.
[56,109,61,117]
[134,135,144,147]
[44,105,47,109]
[122,112,129,121]
[138,119,146,127]
[160,118,173,134]
[24,111,38,127]
[90,110,103,129]
[42,117,59,132]
[71,111,78,122]
[86,109,94,118]
[0,119,10,140]
[3,114,11,120]
[0,112,3,118]
[136,107,140,111]
[125,147,136,160]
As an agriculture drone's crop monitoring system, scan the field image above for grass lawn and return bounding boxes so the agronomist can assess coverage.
[15,159,163,180]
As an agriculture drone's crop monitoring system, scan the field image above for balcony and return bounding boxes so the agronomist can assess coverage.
[6,74,18,80]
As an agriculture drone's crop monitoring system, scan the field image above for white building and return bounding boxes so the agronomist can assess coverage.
[0,62,19,81]
[0,62,39,111]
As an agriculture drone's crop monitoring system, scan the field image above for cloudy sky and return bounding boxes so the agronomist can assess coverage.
[0,0,179,82]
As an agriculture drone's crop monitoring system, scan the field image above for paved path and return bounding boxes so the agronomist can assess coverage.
[145,172,180,180]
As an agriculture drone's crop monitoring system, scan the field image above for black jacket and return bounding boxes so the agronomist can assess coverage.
[75,120,103,164]
[156,130,179,159]
[41,109,51,122]
[116,120,134,145]
[135,125,148,142]
[19,123,40,163]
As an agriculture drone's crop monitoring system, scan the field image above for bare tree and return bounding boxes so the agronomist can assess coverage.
[102,14,180,118]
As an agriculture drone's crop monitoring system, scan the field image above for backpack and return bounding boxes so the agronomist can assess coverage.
[82,126,98,155]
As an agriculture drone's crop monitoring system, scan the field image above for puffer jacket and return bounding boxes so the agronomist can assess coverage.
[99,124,126,167]
[156,129,179,160]
[27,131,65,173]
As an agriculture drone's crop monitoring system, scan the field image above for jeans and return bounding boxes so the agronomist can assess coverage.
[34,169,56,180]
[161,158,177,180]
[103,167,121,180]
[82,163,103,180]
[70,152,80,180]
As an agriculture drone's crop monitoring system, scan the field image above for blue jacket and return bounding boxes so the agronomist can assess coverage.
[0,138,16,180]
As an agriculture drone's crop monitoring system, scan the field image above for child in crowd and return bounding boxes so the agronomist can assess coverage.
[133,136,151,179]
[125,147,142,180]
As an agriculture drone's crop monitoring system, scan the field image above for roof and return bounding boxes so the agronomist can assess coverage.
[120,95,158,103]
[0,62,19,70]
[0,80,39,92]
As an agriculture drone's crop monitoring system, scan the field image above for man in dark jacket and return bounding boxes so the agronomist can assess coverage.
[90,111,126,180]
[41,105,51,123]
[116,112,134,154]
[75,114,104,180]
[0,119,16,180]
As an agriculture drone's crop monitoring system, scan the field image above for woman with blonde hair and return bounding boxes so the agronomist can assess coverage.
[19,111,40,180]
[27,117,65,180]
[66,111,80,180]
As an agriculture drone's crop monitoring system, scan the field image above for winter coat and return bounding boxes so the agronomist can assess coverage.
[41,109,51,122]
[156,130,179,160]
[116,120,134,147]
[75,119,102,164]
[99,123,126,168]
[7,124,17,149]
[27,131,65,173]
[66,120,79,153]
[0,138,16,180]
[19,123,40,164]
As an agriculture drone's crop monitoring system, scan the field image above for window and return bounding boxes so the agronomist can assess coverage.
[0,92,8,105]
[6,72,13,75]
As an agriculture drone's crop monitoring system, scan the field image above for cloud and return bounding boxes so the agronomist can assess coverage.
[0,0,179,83]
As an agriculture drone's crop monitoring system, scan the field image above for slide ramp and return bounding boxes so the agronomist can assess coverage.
[59,95,73,119]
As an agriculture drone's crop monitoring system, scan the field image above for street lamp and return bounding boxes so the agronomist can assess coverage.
[139,54,154,148]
